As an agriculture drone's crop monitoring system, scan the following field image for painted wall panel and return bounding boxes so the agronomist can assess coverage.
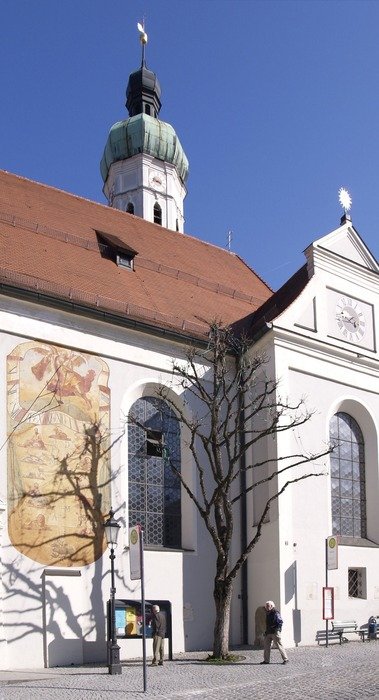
[7,341,111,567]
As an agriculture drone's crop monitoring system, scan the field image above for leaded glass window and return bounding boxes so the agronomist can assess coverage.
[330,412,366,538]
[128,396,181,547]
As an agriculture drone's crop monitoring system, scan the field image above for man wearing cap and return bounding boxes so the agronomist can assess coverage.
[151,605,166,666]
[260,600,288,665]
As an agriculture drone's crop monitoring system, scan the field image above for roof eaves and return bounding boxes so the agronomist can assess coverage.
[0,271,213,343]
[249,264,309,336]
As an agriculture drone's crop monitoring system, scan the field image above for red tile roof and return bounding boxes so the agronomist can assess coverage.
[248,265,309,337]
[0,170,274,340]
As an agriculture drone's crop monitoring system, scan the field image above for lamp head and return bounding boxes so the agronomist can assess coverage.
[104,509,120,548]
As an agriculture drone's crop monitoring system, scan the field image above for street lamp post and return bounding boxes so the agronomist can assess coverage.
[104,509,122,675]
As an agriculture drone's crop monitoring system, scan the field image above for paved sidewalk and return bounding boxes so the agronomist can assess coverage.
[0,642,378,699]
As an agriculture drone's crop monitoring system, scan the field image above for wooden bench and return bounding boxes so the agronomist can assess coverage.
[331,620,367,643]
[315,629,340,645]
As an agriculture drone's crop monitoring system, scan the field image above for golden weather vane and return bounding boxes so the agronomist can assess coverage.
[137,21,148,65]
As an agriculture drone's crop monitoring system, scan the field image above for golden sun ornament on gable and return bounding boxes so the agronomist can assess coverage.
[338,187,352,213]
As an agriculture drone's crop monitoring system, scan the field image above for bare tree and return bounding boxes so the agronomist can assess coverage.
[158,323,332,659]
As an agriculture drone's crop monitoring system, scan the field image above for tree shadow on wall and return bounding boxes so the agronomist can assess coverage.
[4,421,128,667]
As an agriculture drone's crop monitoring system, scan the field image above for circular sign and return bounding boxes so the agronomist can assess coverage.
[130,528,138,545]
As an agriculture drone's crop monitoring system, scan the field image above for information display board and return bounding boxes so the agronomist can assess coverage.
[111,599,173,659]
[322,586,334,620]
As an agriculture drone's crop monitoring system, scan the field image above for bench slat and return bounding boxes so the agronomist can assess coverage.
[329,620,366,643]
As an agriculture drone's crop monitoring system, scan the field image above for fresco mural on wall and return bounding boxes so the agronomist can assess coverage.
[7,342,111,567]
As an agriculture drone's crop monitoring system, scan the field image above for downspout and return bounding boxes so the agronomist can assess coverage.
[239,389,248,645]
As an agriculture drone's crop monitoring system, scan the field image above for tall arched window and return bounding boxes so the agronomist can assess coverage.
[128,396,181,548]
[330,412,366,538]
[153,203,162,226]
[126,202,134,214]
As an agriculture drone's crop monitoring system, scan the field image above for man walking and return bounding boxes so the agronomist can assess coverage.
[151,604,166,666]
[261,600,288,665]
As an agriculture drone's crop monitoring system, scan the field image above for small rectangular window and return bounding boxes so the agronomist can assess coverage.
[117,253,133,269]
[96,231,137,267]
[348,567,366,598]
[146,430,163,457]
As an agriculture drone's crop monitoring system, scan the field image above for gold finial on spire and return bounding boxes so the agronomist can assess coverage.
[137,21,148,45]
[137,21,148,66]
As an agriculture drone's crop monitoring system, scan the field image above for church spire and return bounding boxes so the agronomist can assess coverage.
[100,22,188,232]
[126,23,162,118]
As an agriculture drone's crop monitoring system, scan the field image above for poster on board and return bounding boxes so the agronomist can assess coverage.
[323,586,334,620]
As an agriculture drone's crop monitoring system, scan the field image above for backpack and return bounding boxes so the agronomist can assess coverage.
[274,610,283,628]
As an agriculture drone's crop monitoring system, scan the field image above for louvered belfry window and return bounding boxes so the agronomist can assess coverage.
[128,396,181,548]
[330,412,366,538]
[153,203,162,225]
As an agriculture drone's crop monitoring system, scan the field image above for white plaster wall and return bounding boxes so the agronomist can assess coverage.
[244,348,282,644]
[253,330,379,647]
[281,365,379,646]
[246,247,379,647]
[0,296,217,667]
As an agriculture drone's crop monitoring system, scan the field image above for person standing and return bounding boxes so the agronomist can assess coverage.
[261,600,288,665]
[151,604,166,666]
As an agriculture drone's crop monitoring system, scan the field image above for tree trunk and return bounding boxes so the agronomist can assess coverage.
[212,580,233,658]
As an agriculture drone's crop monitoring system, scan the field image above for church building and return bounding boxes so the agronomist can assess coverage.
[0,30,378,669]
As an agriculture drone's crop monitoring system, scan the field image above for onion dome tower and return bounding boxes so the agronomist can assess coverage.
[100,24,189,232]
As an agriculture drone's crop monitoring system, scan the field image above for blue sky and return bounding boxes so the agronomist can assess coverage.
[1,0,379,290]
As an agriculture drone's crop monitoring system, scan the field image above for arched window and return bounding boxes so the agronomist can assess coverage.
[330,412,366,538]
[126,202,134,214]
[128,396,181,548]
[153,203,162,226]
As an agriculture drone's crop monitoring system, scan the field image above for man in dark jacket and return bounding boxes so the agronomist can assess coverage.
[151,604,166,666]
[261,600,288,665]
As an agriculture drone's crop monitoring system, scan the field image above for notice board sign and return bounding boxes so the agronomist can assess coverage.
[323,586,334,620]
[129,525,142,580]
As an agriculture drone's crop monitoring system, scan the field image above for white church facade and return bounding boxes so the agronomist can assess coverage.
[245,218,379,648]
[0,34,378,670]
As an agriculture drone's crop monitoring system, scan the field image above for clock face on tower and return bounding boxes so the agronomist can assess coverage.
[335,296,366,342]
[327,288,375,350]
[148,170,165,192]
